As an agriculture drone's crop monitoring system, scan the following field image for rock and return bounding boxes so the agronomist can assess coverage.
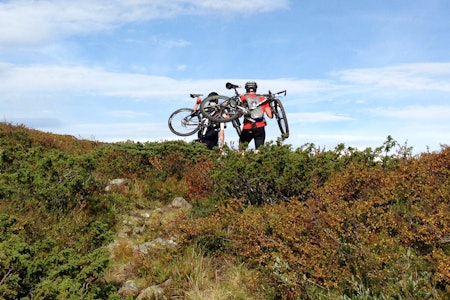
[105,178,130,191]
[132,225,146,235]
[140,212,151,218]
[136,285,165,300]
[171,197,192,210]
[136,278,172,300]
[133,236,178,255]
[118,280,139,297]
[109,178,130,185]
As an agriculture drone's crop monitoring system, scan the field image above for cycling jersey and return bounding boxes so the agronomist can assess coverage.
[240,94,269,129]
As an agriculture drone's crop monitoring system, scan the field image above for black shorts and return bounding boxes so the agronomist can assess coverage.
[199,129,219,150]
[239,127,266,149]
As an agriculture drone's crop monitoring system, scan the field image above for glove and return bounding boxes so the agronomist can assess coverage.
[196,97,201,104]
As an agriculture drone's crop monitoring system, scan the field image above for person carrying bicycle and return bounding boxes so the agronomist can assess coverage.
[193,92,225,150]
[239,81,273,151]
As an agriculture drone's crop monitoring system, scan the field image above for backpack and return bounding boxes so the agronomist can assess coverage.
[246,95,264,121]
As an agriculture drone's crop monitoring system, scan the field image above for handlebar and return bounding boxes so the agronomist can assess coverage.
[190,93,203,98]
[223,83,287,113]
[265,90,287,97]
[256,91,286,107]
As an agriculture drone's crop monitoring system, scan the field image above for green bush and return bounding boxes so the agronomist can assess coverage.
[1,123,449,299]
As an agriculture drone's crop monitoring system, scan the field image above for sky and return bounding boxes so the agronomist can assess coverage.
[1,0,449,154]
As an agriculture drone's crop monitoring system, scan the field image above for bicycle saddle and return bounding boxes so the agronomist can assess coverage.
[226,82,240,89]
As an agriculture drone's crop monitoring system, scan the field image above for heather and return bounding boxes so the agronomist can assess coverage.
[1,123,448,299]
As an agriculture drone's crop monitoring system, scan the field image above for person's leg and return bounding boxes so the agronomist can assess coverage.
[203,130,219,150]
[253,127,266,150]
[205,140,217,150]
[239,129,253,151]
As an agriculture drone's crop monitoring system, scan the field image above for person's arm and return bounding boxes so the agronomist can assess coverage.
[219,123,225,148]
[192,97,201,110]
[263,98,273,118]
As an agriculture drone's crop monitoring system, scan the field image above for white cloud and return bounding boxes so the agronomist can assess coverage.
[300,133,384,144]
[0,63,180,97]
[256,78,341,95]
[70,121,174,142]
[370,105,450,121]
[106,110,151,118]
[0,0,288,47]
[1,62,449,105]
[155,38,191,48]
[288,112,353,123]
[333,63,450,91]
[289,133,387,152]
[0,63,337,100]
[192,0,288,12]
[0,1,118,46]
[1,61,449,155]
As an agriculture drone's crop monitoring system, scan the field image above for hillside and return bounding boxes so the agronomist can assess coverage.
[0,122,449,299]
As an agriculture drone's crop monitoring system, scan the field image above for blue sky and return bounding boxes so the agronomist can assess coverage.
[1,0,449,154]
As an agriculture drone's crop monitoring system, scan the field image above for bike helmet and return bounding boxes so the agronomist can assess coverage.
[245,81,257,92]
[208,91,219,103]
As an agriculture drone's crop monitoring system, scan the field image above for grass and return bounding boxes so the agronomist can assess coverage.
[178,248,265,300]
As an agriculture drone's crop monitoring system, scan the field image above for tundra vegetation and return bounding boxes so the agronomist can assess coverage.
[0,122,449,299]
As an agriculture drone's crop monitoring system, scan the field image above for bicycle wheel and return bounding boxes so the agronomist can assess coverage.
[199,95,242,123]
[272,99,289,139]
[168,108,201,136]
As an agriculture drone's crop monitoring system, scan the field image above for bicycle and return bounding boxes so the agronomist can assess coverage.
[168,93,242,137]
[199,82,289,139]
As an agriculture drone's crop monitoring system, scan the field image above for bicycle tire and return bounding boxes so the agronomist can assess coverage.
[272,99,289,139]
[168,108,201,136]
[199,95,242,123]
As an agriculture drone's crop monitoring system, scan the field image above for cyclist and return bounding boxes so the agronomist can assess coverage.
[193,92,225,150]
[239,81,273,151]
